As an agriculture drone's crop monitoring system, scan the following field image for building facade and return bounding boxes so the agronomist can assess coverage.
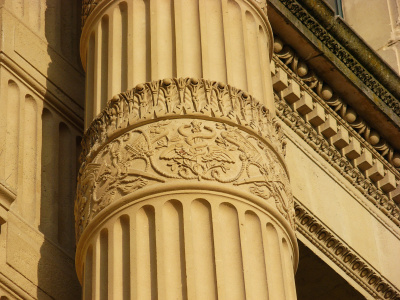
[0,0,399,299]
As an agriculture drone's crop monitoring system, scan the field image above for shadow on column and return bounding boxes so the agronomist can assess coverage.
[37,0,84,299]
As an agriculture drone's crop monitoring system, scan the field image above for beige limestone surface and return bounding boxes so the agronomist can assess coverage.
[284,119,400,288]
[0,0,83,298]
[342,0,400,74]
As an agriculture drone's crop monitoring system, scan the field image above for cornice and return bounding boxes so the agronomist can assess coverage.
[272,38,400,175]
[274,88,400,228]
[297,0,400,101]
[270,0,400,121]
[295,200,400,300]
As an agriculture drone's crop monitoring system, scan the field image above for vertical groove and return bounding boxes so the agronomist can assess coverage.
[174,0,202,78]
[203,0,227,82]
[111,215,131,299]
[93,235,101,300]
[86,33,95,128]
[122,215,130,300]
[93,25,102,116]
[257,25,268,105]
[0,77,5,179]
[149,0,158,80]
[108,7,122,98]
[198,0,209,79]
[145,0,151,82]
[282,239,297,300]
[94,15,110,113]
[265,223,286,300]
[5,81,20,189]
[227,0,247,91]
[100,229,108,300]
[137,206,158,300]
[218,203,245,300]
[243,211,268,300]
[191,200,217,300]
[258,25,275,111]
[22,95,38,224]
[58,123,74,250]
[41,108,58,241]
[120,2,128,92]
[153,0,176,79]
[162,200,187,300]
[173,0,183,77]
[245,11,263,100]
[83,246,93,300]
[241,10,252,96]
[101,16,109,109]
[130,0,151,85]
[22,95,38,223]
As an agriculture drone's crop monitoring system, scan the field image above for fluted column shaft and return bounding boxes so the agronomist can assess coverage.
[78,188,297,300]
[80,0,275,129]
[77,1,298,300]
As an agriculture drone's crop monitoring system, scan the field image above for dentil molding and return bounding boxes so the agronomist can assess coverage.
[295,200,400,300]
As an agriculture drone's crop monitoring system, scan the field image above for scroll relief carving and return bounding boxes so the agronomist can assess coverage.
[76,78,294,240]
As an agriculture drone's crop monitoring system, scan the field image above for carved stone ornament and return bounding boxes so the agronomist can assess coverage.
[273,35,400,171]
[275,93,400,228]
[75,78,294,241]
[82,0,99,27]
[277,0,400,118]
[295,201,400,300]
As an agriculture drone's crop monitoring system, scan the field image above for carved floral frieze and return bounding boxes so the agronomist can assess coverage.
[76,78,294,240]
[81,78,286,164]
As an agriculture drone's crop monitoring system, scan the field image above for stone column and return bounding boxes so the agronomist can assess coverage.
[76,1,298,300]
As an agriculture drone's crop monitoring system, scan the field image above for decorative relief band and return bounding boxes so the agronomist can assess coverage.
[295,201,400,300]
[76,78,294,240]
[81,78,286,163]
[273,35,400,173]
[276,0,400,118]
